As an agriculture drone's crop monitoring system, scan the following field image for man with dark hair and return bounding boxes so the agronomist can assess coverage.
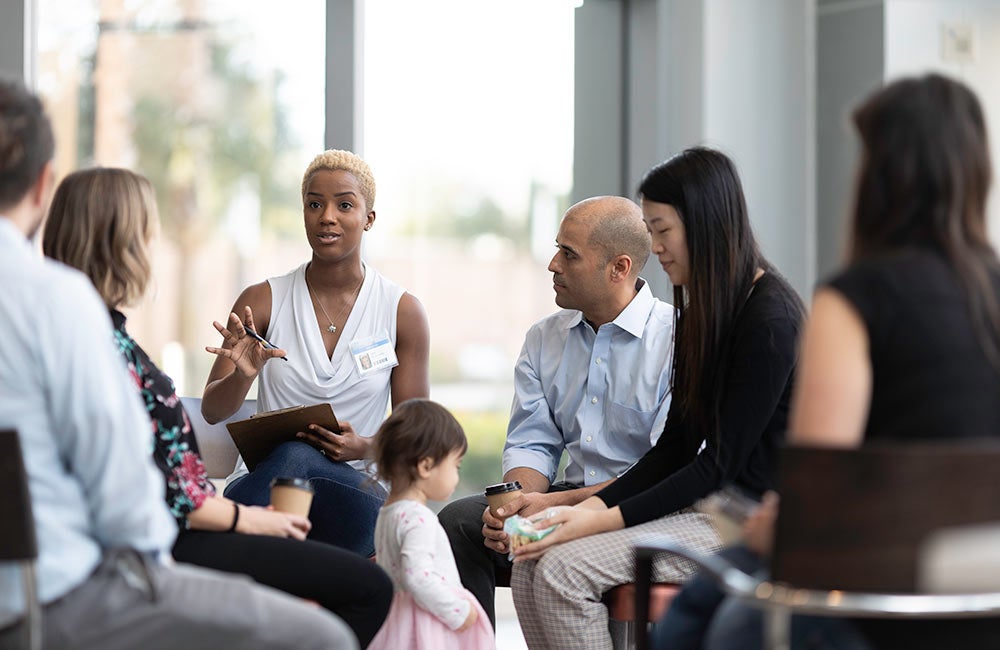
[440,196,676,626]
[0,77,356,650]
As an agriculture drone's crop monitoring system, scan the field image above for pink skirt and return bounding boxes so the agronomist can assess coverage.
[367,589,494,650]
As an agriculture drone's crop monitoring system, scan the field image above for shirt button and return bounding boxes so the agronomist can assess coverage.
[595,358,602,365]
[591,397,598,404]
[586,435,593,443]
[589,470,596,477]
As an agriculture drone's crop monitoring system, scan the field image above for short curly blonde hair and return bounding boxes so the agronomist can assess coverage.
[301,149,376,211]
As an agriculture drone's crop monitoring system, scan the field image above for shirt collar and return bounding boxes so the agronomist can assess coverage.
[0,217,33,258]
[564,277,657,339]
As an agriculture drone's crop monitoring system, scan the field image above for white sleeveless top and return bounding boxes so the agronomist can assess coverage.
[225,262,405,485]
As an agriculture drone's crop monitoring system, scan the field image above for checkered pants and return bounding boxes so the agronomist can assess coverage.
[511,509,721,650]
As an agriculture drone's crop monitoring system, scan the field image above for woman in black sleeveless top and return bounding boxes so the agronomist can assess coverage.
[667,74,1000,650]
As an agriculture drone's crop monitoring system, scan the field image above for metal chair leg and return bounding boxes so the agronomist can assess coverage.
[23,560,41,650]
[763,605,790,650]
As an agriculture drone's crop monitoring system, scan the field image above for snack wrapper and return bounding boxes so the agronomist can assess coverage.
[503,509,563,560]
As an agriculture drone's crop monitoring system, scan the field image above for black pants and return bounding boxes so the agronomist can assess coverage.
[438,481,577,628]
[173,529,392,648]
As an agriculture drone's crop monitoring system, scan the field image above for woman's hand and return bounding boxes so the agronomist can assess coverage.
[743,491,779,558]
[511,504,624,562]
[205,306,285,379]
[296,420,370,462]
[235,505,311,540]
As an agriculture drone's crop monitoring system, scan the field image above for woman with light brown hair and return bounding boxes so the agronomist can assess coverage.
[43,167,392,649]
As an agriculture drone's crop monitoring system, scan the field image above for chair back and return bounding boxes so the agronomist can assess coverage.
[0,430,36,562]
[0,429,41,650]
[772,442,1000,593]
[179,397,256,479]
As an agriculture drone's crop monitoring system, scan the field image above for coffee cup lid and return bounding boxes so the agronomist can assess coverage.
[270,477,315,492]
[484,481,523,496]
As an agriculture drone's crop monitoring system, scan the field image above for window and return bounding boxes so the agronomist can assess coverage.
[37,0,326,395]
[362,0,575,494]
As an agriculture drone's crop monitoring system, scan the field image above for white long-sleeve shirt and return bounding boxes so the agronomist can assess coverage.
[0,219,176,627]
[375,500,471,630]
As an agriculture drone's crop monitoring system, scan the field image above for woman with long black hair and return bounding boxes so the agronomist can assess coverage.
[509,146,805,650]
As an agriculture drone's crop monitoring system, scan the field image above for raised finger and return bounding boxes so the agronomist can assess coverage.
[204,345,235,359]
[243,305,257,331]
[228,311,247,336]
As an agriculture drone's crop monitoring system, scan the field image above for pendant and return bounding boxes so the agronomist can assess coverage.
[327,324,337,333]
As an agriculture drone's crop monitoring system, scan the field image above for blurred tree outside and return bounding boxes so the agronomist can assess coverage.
[93,0,302,387]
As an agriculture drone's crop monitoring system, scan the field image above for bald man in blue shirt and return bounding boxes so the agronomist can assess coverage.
[440,196,675,626]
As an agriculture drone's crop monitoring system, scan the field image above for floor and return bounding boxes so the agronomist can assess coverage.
[495,588,528,650]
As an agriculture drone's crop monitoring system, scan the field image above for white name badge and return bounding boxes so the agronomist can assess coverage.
[350,332,399,376]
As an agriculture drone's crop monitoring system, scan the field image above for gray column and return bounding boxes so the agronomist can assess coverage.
[0,0,32,84]
[325,0,363,152]
[573,0,626,203]
[816,0,885,278]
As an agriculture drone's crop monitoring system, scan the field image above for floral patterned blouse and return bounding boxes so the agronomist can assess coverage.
[111,310,215,529]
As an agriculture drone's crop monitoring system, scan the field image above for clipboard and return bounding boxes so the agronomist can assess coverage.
[226,403,340,471]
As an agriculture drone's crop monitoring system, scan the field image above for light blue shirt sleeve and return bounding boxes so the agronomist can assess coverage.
[44,275,177,552]
[502,330,565,483]
[1,224,175,626]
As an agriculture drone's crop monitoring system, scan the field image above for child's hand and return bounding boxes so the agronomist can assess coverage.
[456,599,479,632]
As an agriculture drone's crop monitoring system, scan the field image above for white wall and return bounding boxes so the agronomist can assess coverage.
[885,0,1000,248]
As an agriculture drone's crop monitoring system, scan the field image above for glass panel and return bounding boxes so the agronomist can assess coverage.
[36,0,326,396]
[362,0,576,497]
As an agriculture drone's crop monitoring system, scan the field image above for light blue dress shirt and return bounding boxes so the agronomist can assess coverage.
[502,279,674,487]
[0,219,176,627]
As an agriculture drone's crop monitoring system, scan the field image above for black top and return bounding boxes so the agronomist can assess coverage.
[111,310,216,529]
[827,248,1000,441]
[597,273,803,527]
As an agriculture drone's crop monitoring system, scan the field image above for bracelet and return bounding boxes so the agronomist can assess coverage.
[228,502,240,533]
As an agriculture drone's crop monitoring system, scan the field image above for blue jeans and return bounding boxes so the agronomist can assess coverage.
[224,441,386,557]
[653,545,873,650]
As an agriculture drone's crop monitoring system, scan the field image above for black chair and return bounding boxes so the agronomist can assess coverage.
[0,429,40,650]
[633,442,1000,650]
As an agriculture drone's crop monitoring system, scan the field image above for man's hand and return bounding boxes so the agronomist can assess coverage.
[495,491,563,519]
[482,505,510,554]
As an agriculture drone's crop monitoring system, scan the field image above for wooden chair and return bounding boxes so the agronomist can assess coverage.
[0,429,41,650]
[497,559,679,650]
[179,396,256,481]
[634,442,1000,650]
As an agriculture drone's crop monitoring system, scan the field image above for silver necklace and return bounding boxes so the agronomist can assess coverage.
[305,266,365,334]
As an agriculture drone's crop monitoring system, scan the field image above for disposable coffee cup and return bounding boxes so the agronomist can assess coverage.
[270,477,315,518]
[485,481,523,519]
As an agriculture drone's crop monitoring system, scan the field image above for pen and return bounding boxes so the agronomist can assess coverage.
[244,326,288,361]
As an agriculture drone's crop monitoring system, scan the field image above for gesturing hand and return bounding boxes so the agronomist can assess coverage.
[205,306,286,378]
[296,420,370,462]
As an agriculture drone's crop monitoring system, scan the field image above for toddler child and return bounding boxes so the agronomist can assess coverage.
[367,399,494,649]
